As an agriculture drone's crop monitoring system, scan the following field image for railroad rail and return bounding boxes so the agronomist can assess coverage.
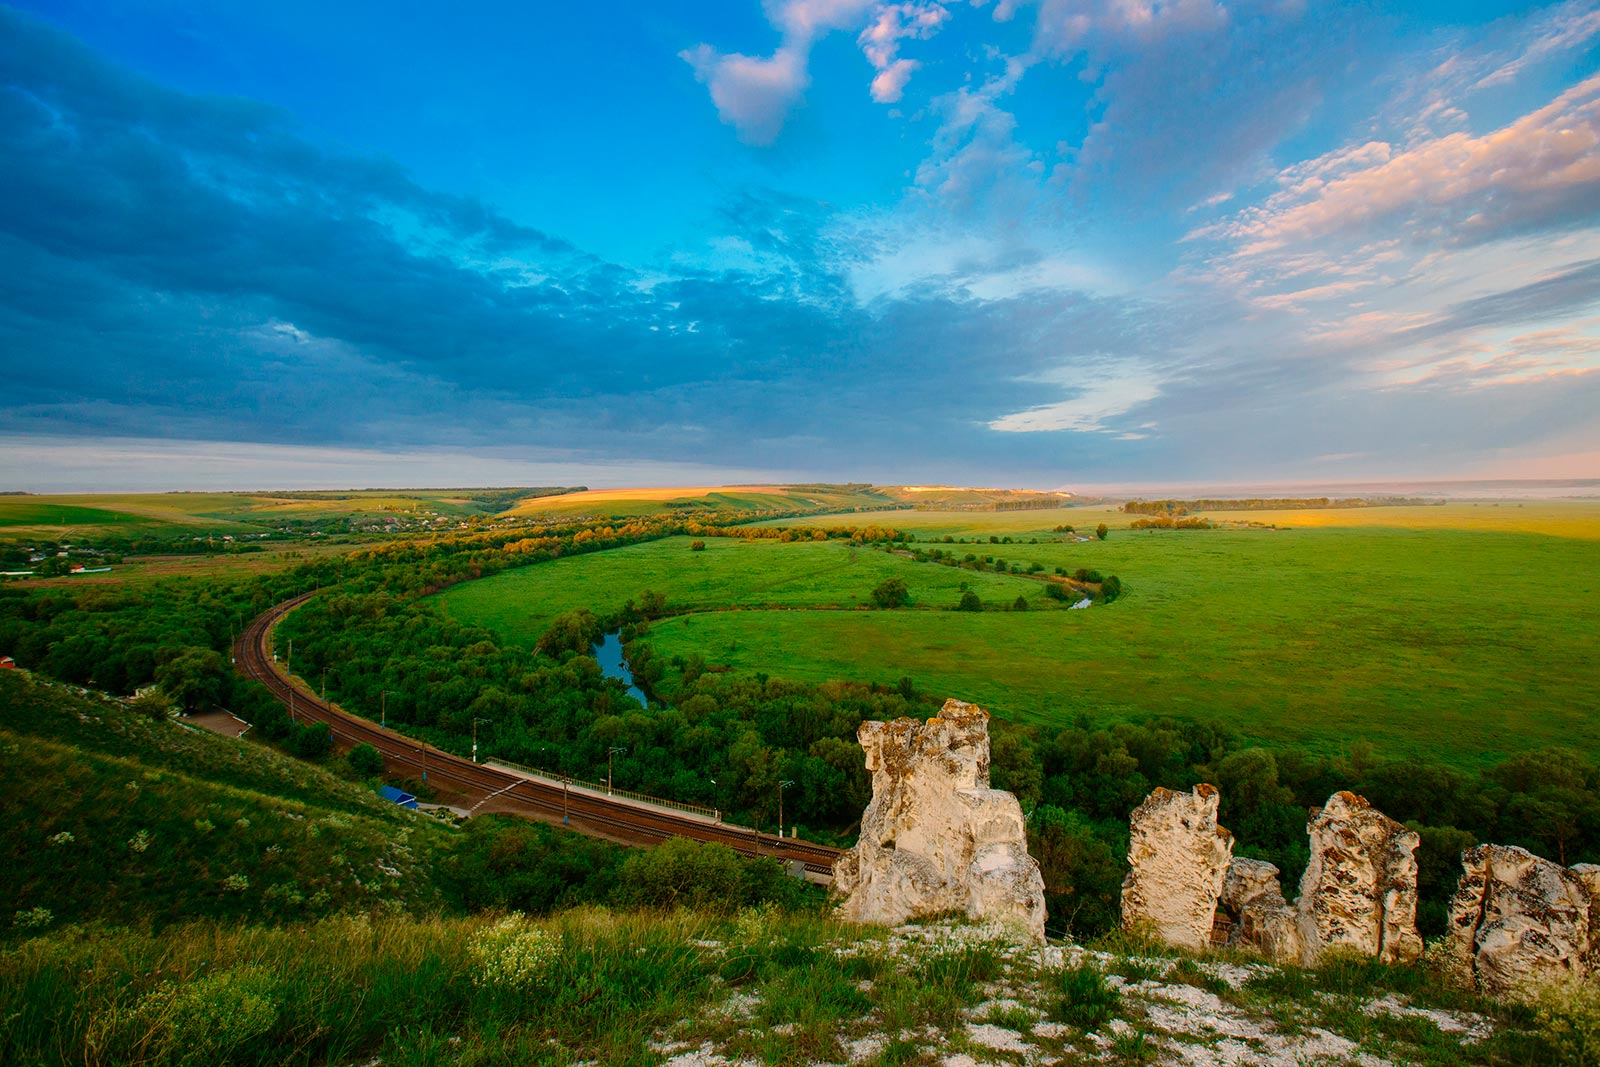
[234,594,842,880]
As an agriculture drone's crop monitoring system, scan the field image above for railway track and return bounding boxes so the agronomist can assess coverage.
[234,595,842,879]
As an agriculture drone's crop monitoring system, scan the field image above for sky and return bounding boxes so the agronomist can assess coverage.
[1,0,1598,491]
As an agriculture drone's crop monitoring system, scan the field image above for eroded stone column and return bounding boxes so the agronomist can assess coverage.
[832,699,1046,942]
[1296,792,1423,966]
[1121,785,1234,951]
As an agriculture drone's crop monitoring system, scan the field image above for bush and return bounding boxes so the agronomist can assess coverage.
[612,838,806,913]
[1095,523,1109,540]
[690,540,706,551]
[347,743,383,776]
[955,592,982,612]
[469,915,562,993]
[1013,596,1029,611]
[871,578,909,609]
[1538,979,1600,1066]
[130,965,282,1065]
[286,721,332,760]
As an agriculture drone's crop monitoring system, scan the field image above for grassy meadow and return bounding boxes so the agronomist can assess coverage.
[436,535,1060,645]
[442,502,1600,767]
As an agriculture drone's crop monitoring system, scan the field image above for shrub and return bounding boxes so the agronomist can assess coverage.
[871,578,910,609]
[1537,980,1600,1066]
[469,915,562,993]
[955,592,982,612]
[347,743,383,776]
[1095,523,1109,540]
[690,540,706,552]
[1013,596,1029,611]
[129,965,281,1065]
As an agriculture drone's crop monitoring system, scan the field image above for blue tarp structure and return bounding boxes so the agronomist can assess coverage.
[378,785,419,809]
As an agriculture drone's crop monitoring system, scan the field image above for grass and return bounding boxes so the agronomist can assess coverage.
[1,907,1565,1067]
[435,534,1059,645]
[439,504,1600,766]
[0,672,452,929]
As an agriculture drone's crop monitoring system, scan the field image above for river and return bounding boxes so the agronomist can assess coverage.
[593,630,648,708]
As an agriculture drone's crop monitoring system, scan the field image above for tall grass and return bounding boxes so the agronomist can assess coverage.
[1,910,732,1067]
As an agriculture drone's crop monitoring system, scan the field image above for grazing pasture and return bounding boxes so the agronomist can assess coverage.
[443,501,1600,767]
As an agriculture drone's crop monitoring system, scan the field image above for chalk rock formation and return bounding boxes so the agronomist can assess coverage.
[1448,845,1592,1000]
[1220,857,1301,962]
[1574,863,1600,972]
[1297,792,1423,966]
[832,699,1046,942]
[1121,785,1234,950]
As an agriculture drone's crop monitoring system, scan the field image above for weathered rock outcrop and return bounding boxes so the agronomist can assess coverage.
[1448,845,1592,1000]
[1574,863,1600,972]
[1220,857,1302,962]
[1121,785,1234,950]
[1296,792,1423,966]
[832,699,1046,942]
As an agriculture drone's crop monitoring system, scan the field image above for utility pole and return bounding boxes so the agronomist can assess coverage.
[608,747,625,795]
[563,775,570,825]
[381,690,387,729]
[321,669,327,702]
[472,717,491,763]
[778,780,794,840]
[421,742,427,782]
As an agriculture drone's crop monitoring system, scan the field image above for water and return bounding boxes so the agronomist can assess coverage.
[593,631,648,708]
[1069,597,1093,610]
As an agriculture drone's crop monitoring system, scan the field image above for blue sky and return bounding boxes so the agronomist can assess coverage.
[2,1,1598,490]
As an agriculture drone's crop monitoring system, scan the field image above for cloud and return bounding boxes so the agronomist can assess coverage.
[988,361,1162,433]
[1204,74,1600,256]
[680,43,813,146]
[858,2,950,102]
[680,0,880,144]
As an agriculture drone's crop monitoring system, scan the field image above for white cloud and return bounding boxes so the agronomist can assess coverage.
[989,361,1161,432]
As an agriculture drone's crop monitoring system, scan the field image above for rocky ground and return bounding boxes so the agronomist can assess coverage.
[635,920,1532,1067]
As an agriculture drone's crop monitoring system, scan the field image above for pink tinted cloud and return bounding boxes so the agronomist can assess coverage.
[858,2,950,102]
[681,0,877,144]
[682,44,810,146]
[1205,73,1600,254]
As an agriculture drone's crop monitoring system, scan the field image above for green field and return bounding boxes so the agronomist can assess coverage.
[436,535,1061,645]
[440,503,1600,767]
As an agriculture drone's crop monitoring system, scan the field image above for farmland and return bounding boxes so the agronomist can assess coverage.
[441,501,1600,767]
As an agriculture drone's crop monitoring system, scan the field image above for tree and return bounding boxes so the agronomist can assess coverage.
[126,686,175,721]
[535,609,601,657]
[955,591,983,612]
[154,647,228,711]
[871,578,909,609]
[1095,523,1109,540]
[1013,596,1029,611]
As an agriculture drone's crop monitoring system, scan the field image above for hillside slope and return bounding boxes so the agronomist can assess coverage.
[0,671,453,928]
